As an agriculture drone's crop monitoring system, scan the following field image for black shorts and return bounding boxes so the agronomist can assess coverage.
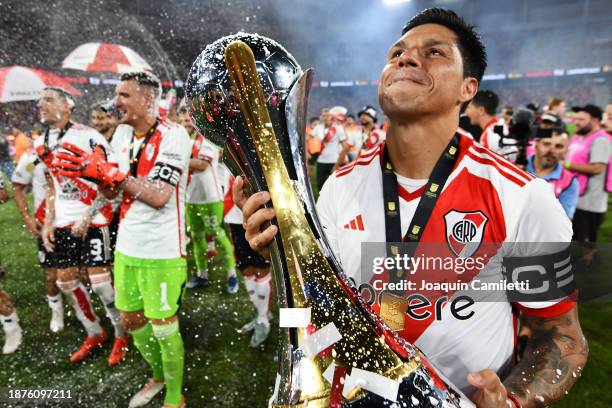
[229,223,270,270]
[46,226,113,269]
[572,209,605,246]
[109,211,120,250]
[37,238,53,269]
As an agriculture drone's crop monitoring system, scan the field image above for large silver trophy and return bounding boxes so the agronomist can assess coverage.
[186,33,475,408]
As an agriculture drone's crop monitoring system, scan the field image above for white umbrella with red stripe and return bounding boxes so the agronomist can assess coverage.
[62,42,152,73]
[0,66,81,103]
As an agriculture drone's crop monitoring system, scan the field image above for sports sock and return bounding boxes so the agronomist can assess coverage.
[255,274,272,325]
[90,273,125,337]
[47,293,63,312]
[244,275,258,309]
[130,323,164,382]
[152,320,184,406]
[0,310,20,333]
[57,279,103,336]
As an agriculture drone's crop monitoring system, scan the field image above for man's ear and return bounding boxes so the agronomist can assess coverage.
[459,77,478,105]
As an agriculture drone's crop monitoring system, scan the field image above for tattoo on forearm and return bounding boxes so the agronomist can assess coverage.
[504,309,588,407]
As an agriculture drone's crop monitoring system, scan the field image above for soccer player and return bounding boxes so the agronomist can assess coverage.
[36,87,128,365]
[178,107,238,293]
[224,175,271,347]
[237,8,587,407]
[0,176,23,354]
[357,105,386,153]
[311,107,348,190]
[12,146,65,332]
[53,71,190,408]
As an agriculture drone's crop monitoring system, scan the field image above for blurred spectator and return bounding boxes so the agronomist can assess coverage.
[547,97,566,118]
[604,104,612,134]
[526,131,578,218]
[565,104,611,264]
[312,106,348,190]
[343,114,362,162]
[500,105,513,127]
[12,128,31,163]
[0,131,13,179]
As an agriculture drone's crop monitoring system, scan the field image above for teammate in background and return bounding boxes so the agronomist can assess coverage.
[0,176,23,354]
[12,145,65,333]
[311,107,348,190]
[91,102,116,142]
[224,175,271,347]
[237,8,587,407]
[357,105,386,153]
[178,107,238,293]
[499,105,513,127]
[53,72,190,408]
[37,87,128,365]
[466,89,518,162]
[565,104,611,265]
[344,114,362,162]
[526,131,578,218]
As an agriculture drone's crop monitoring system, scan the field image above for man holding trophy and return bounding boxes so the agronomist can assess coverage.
[234,8,587,408]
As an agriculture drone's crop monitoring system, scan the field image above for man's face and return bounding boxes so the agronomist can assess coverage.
[535,134,567,169]
[502,108,512,124]
[180,112,195,135]
[379,23,477,121]
[37,89,70,125]
[309,119,320,129]
[91,110,109,133]
[107,114,119,131]
[321,111,332,127]
[464,102,483,125]
[359,113,373,127]
[574,111,595,135]
[115,80,154,126]
[346,117,355,127]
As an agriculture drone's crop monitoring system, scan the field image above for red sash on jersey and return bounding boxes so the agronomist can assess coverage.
[120,130,163,220]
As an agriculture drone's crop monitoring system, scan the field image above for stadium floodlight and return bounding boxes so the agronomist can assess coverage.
[384,0,412,5]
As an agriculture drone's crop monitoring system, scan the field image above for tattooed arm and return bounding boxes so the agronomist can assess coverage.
[503,306,588,407]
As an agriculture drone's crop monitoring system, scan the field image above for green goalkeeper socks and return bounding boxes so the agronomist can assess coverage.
[130,323,164,382]
[152,320,185,406]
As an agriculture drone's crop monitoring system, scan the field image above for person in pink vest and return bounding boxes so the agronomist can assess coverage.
[564,104,611,264]
[526,130,578,218]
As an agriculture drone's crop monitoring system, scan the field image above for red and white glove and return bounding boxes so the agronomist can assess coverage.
[52,142,127,188]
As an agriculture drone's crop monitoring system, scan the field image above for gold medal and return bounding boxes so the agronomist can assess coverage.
[379,292,407,331]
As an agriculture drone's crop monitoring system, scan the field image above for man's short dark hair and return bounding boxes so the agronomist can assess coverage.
[471,90,499,115]
[402,8,487,82]
[178,106,189,115]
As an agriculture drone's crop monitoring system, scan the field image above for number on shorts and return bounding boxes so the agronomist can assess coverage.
[90,238,103,261]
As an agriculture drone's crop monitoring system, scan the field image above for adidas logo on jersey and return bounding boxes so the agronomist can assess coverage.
[344,214,364,231]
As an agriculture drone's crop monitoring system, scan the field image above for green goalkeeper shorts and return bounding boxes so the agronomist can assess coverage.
[114,251,187,320]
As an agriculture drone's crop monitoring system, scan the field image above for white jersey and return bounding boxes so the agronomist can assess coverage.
[223,174,243,225]
[34,123,113,228]
[316,131,574,393]
[312,123,347,164]
[480,119,517,162]
[12,149,48,223]
[111,121,191,259]
[186,135,223,204]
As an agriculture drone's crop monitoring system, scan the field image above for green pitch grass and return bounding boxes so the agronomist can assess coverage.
[0,181,610,407]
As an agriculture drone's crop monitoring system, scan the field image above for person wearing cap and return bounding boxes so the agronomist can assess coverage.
[311,105,348,190]
[357,105,386,156]
[564,104,611,264]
